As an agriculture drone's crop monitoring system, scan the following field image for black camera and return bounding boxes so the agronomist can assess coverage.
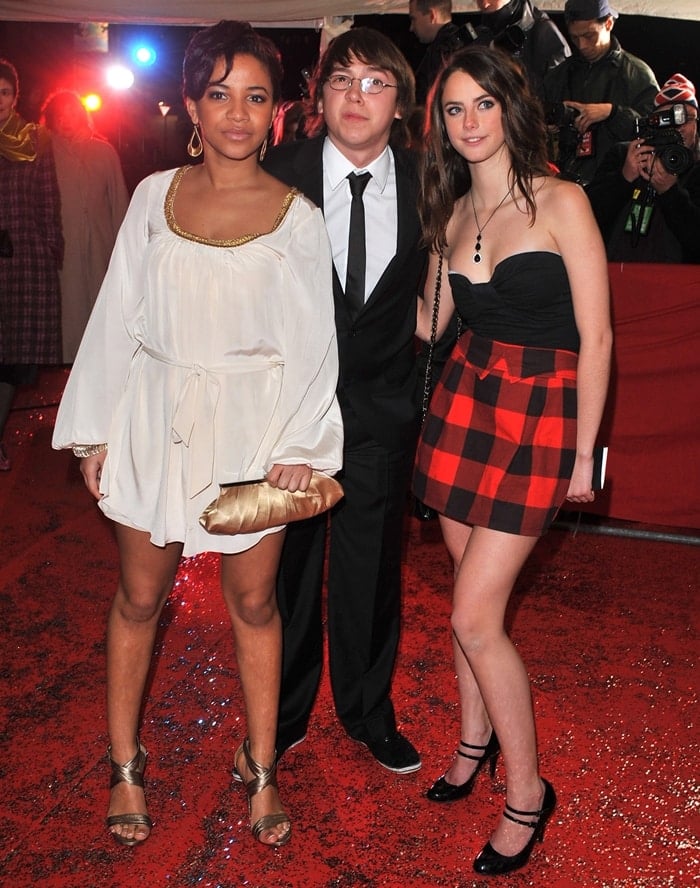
[635,103,693,176]
[545,102,579,128]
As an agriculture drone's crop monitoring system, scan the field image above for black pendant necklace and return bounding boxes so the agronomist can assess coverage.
[471,188,512,263]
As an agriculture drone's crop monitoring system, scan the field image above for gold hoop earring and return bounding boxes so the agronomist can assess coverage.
[258,136,268,162]
[187,125,203,158]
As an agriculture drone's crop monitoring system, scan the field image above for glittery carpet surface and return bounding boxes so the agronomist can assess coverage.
[0,369,697,888]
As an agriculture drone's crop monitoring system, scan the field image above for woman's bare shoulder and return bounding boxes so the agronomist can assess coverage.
[537,174,588,211]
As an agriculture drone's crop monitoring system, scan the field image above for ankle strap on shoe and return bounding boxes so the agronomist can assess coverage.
[503,801,542,829]
[457,739,489,762]
[108,738,148,789]
[242,737,279,796]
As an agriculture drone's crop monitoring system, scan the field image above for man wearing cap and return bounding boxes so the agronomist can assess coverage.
[543,0,659,185]
[587,73,700,263]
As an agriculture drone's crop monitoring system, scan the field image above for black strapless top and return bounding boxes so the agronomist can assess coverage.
[448,251,580,352]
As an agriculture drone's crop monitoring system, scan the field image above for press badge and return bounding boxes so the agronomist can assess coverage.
[624,187,654,236]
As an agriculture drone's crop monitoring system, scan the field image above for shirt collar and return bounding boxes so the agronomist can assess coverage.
[323,137,392,193]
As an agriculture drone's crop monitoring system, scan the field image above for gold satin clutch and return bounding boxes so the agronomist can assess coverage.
[200,472,344,535]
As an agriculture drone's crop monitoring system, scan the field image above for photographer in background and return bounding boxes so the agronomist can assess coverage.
[543,0,658,185]
[474,0,570,101]
[587,74,700,263]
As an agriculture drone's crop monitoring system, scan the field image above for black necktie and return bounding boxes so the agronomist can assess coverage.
[345,171,372,313]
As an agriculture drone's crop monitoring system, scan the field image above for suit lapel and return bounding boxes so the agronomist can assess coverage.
[292,138,349,304]
[293,138,325,212]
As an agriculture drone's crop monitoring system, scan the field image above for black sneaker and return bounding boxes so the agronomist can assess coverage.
[356,730,421,774]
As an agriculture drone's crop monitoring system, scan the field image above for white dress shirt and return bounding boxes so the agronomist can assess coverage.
[322,138,399,304]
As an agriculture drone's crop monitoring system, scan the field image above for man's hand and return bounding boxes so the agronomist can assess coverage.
[622,137,655,183]
[564,100,613,133]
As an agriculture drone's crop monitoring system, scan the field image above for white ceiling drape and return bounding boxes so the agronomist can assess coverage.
[0,0,698,24]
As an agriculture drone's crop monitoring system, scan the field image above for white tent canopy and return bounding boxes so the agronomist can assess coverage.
[0,0,698,25]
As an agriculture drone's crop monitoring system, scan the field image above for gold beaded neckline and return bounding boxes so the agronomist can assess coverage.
[164,166,298,247]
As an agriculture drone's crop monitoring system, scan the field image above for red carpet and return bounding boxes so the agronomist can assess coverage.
[0,369,697,887]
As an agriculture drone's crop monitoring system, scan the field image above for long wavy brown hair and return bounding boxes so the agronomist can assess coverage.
[419,44,552,251]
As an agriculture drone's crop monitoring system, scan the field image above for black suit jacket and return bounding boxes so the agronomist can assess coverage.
[264,136,427,453]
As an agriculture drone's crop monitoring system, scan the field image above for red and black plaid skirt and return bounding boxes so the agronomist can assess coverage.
[413,330,578,536]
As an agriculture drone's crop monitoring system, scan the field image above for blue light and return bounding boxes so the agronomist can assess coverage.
[132,44,157,66]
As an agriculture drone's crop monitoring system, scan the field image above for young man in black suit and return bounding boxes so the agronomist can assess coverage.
[264,27,426,773]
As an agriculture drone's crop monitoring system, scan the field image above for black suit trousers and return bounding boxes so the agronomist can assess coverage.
[276,404,415,744]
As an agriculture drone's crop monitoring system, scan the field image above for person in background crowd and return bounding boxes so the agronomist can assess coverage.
[474,0,570,100]
[271,98,306,145]
[0,57,63,472]
[52,21,343,849]
[414,45,611,875]
[587,72,700,263]
[543,0,658,185]
[264,27,426,774]
[409,0,471,106]
[41,89,129,362]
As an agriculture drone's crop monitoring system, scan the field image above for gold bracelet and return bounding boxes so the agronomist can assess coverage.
[72,443,107,458]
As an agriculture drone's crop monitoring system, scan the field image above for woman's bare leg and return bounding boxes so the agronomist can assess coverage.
[442,518,545,855]
[220,529,288,846]
[435,519,494,785]
[106,523,183,844]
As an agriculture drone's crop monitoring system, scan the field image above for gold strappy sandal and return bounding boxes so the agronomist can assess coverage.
[236,738,291,847]
[106,738,153,847]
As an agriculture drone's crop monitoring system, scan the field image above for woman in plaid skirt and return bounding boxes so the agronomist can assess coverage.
[414,45,612,876]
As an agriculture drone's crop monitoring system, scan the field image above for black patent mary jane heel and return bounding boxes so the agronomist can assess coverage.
[427,732,500,803]
[473,778,556,876]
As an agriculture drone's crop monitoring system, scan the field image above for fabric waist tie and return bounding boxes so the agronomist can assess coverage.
[141,345,283,498]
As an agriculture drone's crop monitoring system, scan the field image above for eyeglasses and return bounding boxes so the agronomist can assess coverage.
[326,74,398,95]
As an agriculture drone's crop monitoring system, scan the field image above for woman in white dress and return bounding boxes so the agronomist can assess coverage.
[52,21,343,849]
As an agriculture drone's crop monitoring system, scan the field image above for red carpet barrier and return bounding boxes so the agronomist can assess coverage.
[581,262,700,529]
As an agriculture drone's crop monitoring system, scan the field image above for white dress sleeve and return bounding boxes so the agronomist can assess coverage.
[51,173,161,449]
[262,200,343,474]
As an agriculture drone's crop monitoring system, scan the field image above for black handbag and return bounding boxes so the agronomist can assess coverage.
[0,228,13,259]
[414,252,443,522]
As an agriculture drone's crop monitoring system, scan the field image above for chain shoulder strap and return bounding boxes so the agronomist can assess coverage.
[421,251,444,424]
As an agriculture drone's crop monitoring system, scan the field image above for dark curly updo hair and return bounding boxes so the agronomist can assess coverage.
[182,20,283,105]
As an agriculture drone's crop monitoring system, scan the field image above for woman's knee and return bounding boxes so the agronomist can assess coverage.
[114,580,170,623]
[451,607,502,656]
[226,584,278,627]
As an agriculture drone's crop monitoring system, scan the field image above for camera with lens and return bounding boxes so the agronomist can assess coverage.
[544,103,583,161]
[545,102,579,128]
[635,103,693,176]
